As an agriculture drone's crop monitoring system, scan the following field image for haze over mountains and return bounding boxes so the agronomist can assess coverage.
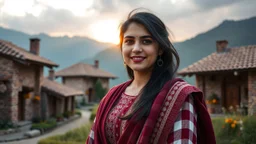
[1,16,256,86]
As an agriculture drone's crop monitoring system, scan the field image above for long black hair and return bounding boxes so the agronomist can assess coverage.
[119,9,180,121]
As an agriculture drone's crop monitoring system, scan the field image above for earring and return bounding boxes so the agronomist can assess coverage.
[157,55,164,67]
[123,61,126,66]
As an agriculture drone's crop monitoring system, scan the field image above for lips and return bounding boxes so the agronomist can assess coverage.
[131,56,145,63]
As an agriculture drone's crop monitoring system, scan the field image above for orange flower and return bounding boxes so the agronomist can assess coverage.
[24,93,31,99]
[206,100,209,104]
[212,99,217,104]
[34,95,40,101]
[231,123,236,128]
[233,120,237,124]
[225,118,229,123]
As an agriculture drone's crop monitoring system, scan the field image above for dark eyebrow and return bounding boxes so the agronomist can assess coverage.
[124,35,153,39]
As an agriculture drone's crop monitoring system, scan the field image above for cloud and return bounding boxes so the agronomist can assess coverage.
[192,0,243,10]
[0,0,255,42]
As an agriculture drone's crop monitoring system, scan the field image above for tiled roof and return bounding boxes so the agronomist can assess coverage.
[0,39,58,67]
[178,45,256,75]
[55,63,117,79]
[42,78,84,97]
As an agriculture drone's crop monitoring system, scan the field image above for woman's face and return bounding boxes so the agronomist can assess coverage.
[122,22,161,73]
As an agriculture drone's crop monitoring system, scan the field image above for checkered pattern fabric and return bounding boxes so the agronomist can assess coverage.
[167,94,197,144]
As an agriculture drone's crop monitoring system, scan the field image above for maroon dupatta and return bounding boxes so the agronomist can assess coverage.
[86,78,216,144]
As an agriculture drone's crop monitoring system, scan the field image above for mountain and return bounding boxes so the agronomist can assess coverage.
[82,16,256,86]
[0,27,115,70]
[1,16,256,87]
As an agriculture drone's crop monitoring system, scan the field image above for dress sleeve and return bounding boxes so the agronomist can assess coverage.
[167,94,197,144]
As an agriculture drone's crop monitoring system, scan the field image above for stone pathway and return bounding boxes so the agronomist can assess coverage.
[1,110,91,144]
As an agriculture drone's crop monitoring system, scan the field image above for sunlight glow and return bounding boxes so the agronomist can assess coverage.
[89,19,120,44]
[1,0,94,17]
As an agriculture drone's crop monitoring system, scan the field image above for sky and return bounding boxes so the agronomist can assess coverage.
[0,0,256,44]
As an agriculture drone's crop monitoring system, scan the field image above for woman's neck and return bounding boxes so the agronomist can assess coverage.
[125,70,152,96]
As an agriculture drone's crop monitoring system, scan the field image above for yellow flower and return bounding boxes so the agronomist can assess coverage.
[233,120,237,124]
[231,123,236,128]
[212,99,217,104]
[225,118,229,123]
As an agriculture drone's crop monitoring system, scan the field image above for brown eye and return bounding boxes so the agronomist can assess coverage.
[142,39,153,45]
[124,39,134,45]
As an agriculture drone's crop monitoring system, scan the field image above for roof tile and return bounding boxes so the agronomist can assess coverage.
[178,45,256,75]
[0,39,58,67]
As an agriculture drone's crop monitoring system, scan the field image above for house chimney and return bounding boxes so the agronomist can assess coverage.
[94,60,99,68]
[30,38,40,55]
[48,69,55,81]
[216,40,228,53]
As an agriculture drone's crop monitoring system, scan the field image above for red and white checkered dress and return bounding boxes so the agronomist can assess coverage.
[105,93,197,144]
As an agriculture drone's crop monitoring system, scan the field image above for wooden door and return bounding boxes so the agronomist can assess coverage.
[18,92,25,121]
[225,84,240,109]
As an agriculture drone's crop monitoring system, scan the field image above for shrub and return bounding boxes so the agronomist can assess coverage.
[239,116,256,144]
[75,109,82,116]
[31,116,42,123]
[0,120,13,130]
[90,104,98,122]
[56,113,64,121]
[63,111,73,118]
[31,119,57,131]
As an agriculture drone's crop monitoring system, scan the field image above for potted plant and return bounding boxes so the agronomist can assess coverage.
[206,93,220,113]
[56,113,63,122]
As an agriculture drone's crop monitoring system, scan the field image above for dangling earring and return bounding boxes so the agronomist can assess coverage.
[157,55,164,67]
[123,61,126,66]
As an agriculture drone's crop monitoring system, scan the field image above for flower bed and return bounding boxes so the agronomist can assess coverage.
[212,116,256,144]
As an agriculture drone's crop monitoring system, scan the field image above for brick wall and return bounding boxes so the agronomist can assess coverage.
[248,71,256,115]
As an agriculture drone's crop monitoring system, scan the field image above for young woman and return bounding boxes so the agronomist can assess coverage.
[86,9,216,144]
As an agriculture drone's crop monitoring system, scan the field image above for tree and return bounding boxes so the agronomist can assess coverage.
[94,80,107,100]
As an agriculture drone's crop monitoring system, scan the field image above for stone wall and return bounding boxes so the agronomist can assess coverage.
[63,76,110,102]
[0,57,15,121]
[0,56,44,122]
[248,71,256,115]
[196,72,249,114]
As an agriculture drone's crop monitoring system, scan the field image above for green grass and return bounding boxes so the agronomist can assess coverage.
[38,122,92,144]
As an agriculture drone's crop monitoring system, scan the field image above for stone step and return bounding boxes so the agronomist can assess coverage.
[24,130,41,138]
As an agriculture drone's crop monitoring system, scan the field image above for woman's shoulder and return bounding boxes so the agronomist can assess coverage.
[168,78,202,97]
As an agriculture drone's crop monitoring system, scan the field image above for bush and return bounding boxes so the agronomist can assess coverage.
[56,113,64,121]
[31,118,57,131]
[0,120,13,130]
[239,116,256,144]
[63,111,73,118]
[38,122,92,144]
[31,116,42,123]
[90,104,98,122]
[75,109,82,116]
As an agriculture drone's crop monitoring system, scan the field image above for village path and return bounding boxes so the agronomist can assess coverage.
[5,110,91,144]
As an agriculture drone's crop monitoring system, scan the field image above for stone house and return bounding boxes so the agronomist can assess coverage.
[178,40,256,115]
[41,69,84,119]
[0,38,58,123]
[55,61,117,102]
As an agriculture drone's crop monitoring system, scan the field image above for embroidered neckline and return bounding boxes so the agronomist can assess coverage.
[122,92,139,97]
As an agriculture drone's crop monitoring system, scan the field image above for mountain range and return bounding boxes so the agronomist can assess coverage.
[1,16,256,86]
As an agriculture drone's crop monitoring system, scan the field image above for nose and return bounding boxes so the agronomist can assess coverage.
[132,42,142,53]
